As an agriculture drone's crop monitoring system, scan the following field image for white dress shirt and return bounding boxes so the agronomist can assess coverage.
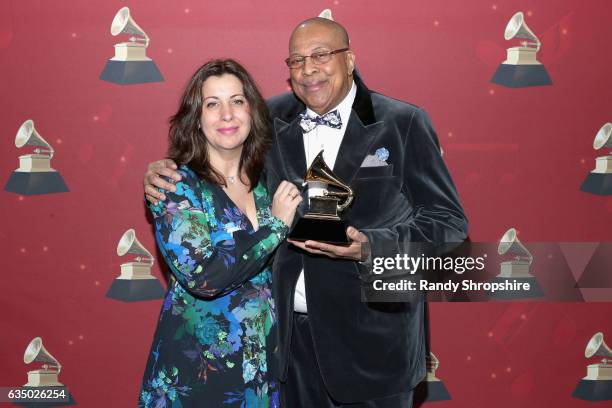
[294,81,357,313]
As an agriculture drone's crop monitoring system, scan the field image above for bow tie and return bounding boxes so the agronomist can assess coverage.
[299,110,342,133]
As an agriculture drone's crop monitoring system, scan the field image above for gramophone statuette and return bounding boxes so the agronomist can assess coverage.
[289,150,354,245]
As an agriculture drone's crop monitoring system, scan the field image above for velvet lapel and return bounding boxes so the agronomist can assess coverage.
[333,73,383,184]
[274,116,310,218]
[332,112,383,185]
[273,117,307,186]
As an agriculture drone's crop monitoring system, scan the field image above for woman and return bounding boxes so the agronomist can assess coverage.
[138,59,302,408]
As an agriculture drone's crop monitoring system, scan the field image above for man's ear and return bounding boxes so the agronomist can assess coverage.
[346,51,356,75]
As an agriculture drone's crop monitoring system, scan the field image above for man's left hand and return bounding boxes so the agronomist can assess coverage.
[288,226,369,261]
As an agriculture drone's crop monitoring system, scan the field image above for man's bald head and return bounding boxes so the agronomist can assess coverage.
[287,16,355,115]
[289,17,350,50]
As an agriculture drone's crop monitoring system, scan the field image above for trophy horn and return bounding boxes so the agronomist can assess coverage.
[15,120,54,158]
[117,229,155,265]
[585,332,612,359]
[111,7,150,47]
[319,9,333,20]
[593,123,612,151]
[498,227,533,264]
[306,151,354,211]
[504,11,541,51]
[24,337,62,374]
[429,352,440,371]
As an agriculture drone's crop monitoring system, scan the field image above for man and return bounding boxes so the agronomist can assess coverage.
[145,17,467,408]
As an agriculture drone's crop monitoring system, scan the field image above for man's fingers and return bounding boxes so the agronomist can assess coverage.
[157,167,181,183]
[305,240,353,257]
[289,239,362,260]
[145,193,159,206]
[145,184,166,201]
[150,174,176,193]
[306,248,336,257]
[289,240,338,257]
[305,240,331,251]
[163,159,178,170]
[347,226,368,243]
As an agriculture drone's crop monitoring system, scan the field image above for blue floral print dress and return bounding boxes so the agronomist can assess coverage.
[138,166,288,408]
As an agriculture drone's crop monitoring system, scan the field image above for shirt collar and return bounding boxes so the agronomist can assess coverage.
[305,80,357,124]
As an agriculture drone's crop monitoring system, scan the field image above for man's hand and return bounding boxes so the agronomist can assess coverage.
[144,159,181,204]
[288,226,369,261]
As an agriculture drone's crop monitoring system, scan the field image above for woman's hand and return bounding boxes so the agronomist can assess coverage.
[271,181,303,227]
[144,159,181,204]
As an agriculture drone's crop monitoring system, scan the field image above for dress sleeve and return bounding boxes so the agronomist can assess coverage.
[148,171,289,298]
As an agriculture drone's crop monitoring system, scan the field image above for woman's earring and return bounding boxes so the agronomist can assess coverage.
[197,121,201,130]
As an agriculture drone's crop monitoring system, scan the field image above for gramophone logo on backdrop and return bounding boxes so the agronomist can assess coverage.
[491,227,543,299]
[99,7,163,85]
[15,337,74,405]
[106,228,165,302]
[580,123,612,195]
[572,332,612,401]
[491,11,552,88]
[4,119,69,195]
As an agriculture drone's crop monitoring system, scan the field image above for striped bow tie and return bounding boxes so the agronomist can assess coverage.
[298,110,342,133]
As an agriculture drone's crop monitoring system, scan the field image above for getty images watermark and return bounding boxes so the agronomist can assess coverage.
[361,241,610,302]
[359,239,547,302]
[369,253,530,293]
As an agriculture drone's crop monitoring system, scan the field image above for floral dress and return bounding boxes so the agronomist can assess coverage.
[138,166,288,408]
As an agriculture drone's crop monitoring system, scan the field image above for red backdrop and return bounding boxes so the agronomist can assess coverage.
[1,0,611,406]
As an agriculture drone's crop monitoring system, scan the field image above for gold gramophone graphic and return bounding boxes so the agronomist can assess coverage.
[106,228,165,302]
[289,150,354,244]
[580,123,612,195]
[23,337,64,387]
[491,11,552,88]
[99,7,163,85]
[491,227,543,299]
[4,119,69,195]
[572,332,612,401]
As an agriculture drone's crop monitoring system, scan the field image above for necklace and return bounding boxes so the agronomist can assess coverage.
[225,176,237,184]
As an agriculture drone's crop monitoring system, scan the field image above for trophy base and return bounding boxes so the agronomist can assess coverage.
[490,277,543,300]
[99,60,164,85]
[12,386,75,407]
[289,217,349,245]
[580,172,612,195]
[572,379,612,401]
[414,379,452,402]
[106,278,166,302]
[491,64,552,88]
[4,171,69,195]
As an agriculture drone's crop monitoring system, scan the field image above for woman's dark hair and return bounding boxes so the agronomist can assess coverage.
[168,59,271,190]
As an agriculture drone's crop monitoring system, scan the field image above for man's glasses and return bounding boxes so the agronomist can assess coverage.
[285,48,350,69]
